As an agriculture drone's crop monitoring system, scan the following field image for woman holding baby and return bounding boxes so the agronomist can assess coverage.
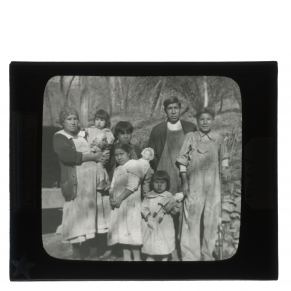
[53,107,110,260]
[54,107,150,261]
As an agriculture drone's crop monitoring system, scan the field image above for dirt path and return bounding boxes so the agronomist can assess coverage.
[42,233,180,261]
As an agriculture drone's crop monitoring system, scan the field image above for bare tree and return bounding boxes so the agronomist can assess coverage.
[180,105,190,116]
[166,76,203,114]
[79,76,89,128]
[44,86,54,126]
[109,77,117,113]
[149,78,165,119]
[65,76,75,106]
[203,76,209,108]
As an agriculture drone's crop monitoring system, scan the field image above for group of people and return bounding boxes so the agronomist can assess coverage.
[53,96,229,261]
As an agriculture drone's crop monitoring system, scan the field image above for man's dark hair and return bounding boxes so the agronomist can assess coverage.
[163,96,181,112]
[196,107,215,120]
[114,121,134,136]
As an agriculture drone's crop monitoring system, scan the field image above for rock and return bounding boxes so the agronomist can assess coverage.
[235,188,241,195]
[222,210,231,222]
[233,239,239,249]
[230,212,240,219]
[223,242,236,259]
[223,198,237,206]
[222,194,232,201]
[222,202,235,212]
[235,181,241,188]
[234,196,241,204]
[233,231,240,239]
[234,201,241,213]
[230,219,240,229]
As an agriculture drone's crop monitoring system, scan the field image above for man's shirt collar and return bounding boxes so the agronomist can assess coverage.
[167,119,182,131]
[197,130,213,141]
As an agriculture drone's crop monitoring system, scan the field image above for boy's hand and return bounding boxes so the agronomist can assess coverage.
[175,192,184,202]
[114,196,123,208]
[221,166,229,180]
[110,197,117,209]
[163,195,176,213]
[182,182,190,198]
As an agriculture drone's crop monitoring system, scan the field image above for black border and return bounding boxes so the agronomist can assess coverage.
[10,62,278,280]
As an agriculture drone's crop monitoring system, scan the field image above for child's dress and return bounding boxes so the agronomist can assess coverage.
[87,126,115,144]
[141,191,178,256]
[86,127,113,189]
[107,159,152,246]
[85,126,113,233]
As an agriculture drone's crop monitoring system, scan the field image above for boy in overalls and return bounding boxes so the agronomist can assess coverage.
[177,107,229,261]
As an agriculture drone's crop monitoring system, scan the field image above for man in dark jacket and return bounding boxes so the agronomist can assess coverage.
[149,96,196,193]
[148,97,196,247]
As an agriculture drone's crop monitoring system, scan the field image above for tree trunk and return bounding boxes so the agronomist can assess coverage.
[157,90,164,112]
[65,76,75,107]
[79,76,89,128]
[233,88,242,109]
[149,79,164,119]
[124,77,132,112]
[117,76,124,110]
[108,77,116,114]
[44,86,54,126]
[105,77,112,116]
[203,76,208,108]
[60,76,65,99]
[219,95,224,113]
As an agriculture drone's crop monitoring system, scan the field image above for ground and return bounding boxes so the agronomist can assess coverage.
[42,232,180,261]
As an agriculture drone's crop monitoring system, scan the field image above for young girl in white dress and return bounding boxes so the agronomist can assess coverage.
[141,171,181,261]
[108,143,153,261]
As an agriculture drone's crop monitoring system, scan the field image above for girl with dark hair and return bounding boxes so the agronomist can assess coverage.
[107,143,152,261]
[113,121,142,160]
[108,121,142,180]
[177,107,229,261]
[141,170,180,261]
[86,109,115,146]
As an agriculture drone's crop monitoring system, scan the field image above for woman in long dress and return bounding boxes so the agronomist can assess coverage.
[53,107,109,260]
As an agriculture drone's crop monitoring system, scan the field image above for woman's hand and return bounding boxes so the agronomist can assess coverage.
[182,182,190,198]
[100,152,110,165]
[91,152,103,162]
[104,184,111,191]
